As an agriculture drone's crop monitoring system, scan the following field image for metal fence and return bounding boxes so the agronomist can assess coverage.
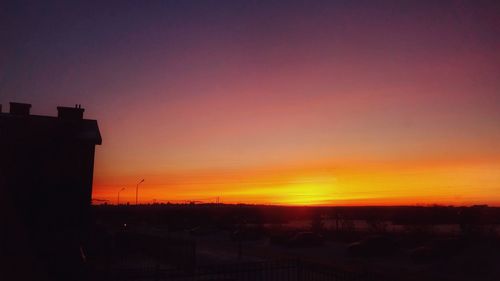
[114,231,196,271]
[106,259,375,281]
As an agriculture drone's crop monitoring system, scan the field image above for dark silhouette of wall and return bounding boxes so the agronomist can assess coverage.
[0,102,101,280]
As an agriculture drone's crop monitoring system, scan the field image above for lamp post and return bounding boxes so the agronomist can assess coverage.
[117,187,125,205]
[136,179,144,205]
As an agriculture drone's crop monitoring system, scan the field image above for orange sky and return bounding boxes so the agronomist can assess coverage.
[92,152,500,206]
[2,1,500,206]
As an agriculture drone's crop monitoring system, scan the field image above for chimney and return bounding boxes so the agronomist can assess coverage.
[57,104,84,120]
[10,102,32,115]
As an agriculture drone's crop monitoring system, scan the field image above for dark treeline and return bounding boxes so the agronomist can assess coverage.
[92,204,500,230]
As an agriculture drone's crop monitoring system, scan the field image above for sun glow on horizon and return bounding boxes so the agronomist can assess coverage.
[92,158,500,206]
[0,1,499,208]
[245,176,339,206]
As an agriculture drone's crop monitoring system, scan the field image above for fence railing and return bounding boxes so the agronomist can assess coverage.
[105,259,376,281]
[114,231,196,271]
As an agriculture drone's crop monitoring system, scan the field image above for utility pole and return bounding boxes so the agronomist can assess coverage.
[136,179,144,205]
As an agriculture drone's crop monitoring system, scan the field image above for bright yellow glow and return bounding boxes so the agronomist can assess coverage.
[93,157,500,206]
[252,176,339,205]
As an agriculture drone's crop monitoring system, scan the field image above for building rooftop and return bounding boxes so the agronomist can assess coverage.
[0,102,102,145]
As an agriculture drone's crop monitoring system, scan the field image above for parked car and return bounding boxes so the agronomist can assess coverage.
[347,235,398,257]
[409,237,462,262]
[231,226,265,241]
[287,232,324,247]
[269,231,294,245]
[189,225,218,236]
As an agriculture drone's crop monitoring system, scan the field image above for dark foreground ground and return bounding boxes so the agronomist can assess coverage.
[86,204,500,281]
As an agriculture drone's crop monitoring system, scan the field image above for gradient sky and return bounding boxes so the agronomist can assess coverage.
[2,0,500,205]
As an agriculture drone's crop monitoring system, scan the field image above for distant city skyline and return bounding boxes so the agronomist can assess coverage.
[2,0,500,205]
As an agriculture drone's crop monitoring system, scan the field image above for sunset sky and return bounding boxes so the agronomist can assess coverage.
[2,0,500,205]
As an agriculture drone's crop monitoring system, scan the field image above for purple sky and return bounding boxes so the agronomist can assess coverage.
[2,0,500,205]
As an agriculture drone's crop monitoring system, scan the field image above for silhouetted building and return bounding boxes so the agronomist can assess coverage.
[0,102,101,280]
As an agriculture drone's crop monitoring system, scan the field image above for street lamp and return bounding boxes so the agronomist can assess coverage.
[117,187,125,205]
[136,179,144,205]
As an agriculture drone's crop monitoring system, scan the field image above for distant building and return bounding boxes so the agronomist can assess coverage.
[0,102,101,280]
